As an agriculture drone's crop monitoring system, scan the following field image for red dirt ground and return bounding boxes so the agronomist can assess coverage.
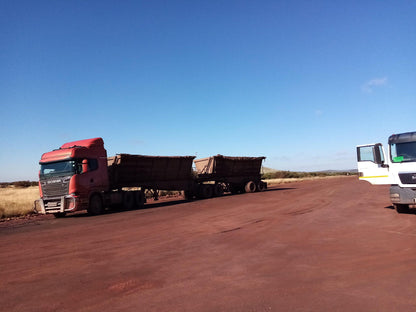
[1,177,416,311]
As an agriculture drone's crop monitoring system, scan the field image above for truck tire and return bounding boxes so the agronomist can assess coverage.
[213,183,224,197]
[395,204,410,214]
[230,184,242,194]
[184,190,194,200]
[134,191,145,208]
[198,184,213,199]
[123,192,135,210]
[88,194,103,215]
[257,181,266,192]
[245,181,256,193]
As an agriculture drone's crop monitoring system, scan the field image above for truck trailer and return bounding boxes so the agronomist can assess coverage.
[357,131,416,213]
[34,138,267,217]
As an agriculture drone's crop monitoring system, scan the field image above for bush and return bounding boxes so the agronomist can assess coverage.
[262,170,356,180]
[0,181,38,188]
[13,181,36,188]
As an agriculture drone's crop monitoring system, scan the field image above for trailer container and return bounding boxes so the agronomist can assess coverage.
[194,155,267,194]
[108,154,195,191]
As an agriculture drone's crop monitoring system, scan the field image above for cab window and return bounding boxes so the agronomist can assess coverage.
[357,146,375,162]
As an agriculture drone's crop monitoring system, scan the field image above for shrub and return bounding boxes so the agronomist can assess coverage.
[262,170,356,180]
[13,181,34,188]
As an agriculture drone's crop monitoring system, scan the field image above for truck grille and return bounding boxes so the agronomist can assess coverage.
[41,176,71,199]
[399,173,416,185]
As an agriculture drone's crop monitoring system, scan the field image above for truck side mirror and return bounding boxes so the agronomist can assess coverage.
[82,159,89,174]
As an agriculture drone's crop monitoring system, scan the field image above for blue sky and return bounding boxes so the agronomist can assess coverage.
[1,0,415,181]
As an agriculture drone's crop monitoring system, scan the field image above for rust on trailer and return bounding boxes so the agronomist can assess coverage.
[194,155,265,177]
[108,154,195,189]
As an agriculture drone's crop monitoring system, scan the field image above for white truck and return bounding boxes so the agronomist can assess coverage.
[357,131,416,213]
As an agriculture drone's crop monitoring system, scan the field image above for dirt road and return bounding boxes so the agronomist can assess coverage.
[1,177,416,311]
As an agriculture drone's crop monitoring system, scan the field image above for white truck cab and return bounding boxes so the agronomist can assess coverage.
[357,131,416,213]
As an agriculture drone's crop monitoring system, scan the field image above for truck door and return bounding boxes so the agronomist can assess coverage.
[356,143,392,185]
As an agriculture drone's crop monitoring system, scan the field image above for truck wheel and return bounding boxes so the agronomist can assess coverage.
[198,184,213,199]
[88,194,103,215]
[230,184,241,194]
[257,181,266,192]
[213,183,224,197]
[245,181,256,193]
[395,204,410,213]
[184,190,194,200]
[134,191,145,208]
[123,192,135,210]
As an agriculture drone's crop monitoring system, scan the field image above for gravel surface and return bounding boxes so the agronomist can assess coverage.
[1,177,415,311]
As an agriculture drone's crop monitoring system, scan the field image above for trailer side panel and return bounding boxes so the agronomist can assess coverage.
[108,154,195,189]
[194,155,265,178]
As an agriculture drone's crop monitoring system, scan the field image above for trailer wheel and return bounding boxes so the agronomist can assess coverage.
[213,183,224,197]
[257,181,266,192]
[198,184,213,199]
[134,191,145,208]
[88,194,103,215]
[245,181,256,193]
[123,192,135,210]
[395,204,410,214]
[230,184,241,194]
[184,190,194,200]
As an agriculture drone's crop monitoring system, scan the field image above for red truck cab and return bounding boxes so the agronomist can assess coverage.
[35,138,109,216]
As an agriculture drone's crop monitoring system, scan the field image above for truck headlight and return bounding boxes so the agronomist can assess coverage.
[64,197,76,210]
[390,193,400,202]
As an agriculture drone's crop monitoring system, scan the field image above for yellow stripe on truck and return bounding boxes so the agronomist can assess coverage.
[359,176,389,179]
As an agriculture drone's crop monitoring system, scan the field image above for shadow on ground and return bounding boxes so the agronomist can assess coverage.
[66,187,297,218]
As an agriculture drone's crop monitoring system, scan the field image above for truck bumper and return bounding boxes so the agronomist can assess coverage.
[390,185,416,208]
[34,195,79,214]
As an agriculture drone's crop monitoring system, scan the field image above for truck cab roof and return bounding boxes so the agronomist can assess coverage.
[40,137,107,164]
[389,131,416,144]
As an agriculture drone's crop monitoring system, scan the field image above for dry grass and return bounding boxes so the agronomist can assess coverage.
[265,175,350,186]
[0,186,39,219]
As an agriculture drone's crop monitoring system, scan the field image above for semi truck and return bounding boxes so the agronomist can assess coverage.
[356,131,416,213]
[34,138,267,217]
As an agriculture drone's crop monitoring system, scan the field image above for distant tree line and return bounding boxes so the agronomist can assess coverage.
[262,170,357,179]
[0,181,38,188]
[0,171,356,188]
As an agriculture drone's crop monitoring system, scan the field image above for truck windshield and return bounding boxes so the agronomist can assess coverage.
[390,142,416,163]
[40,160,81,178]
